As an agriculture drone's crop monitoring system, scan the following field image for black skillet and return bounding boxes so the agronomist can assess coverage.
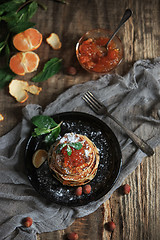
[25,112,122,207]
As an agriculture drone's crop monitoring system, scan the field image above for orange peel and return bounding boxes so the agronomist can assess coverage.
[9,51,40,76]
[0,114,4,121]
[9,79,42,103]
[46,33,62,50]
[13,28,42,52]
[32,149,48,168]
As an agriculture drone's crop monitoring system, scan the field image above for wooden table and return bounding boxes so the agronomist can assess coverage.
[0,0,160,239]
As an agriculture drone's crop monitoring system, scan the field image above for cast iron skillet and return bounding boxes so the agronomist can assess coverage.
[25,112,122,206]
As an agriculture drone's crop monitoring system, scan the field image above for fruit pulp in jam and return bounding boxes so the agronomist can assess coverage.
[77,37,123,73]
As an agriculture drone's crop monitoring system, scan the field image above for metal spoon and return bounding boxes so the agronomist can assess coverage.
[103,9,132,53]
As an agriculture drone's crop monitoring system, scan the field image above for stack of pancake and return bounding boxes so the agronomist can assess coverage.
[48,132,100,186]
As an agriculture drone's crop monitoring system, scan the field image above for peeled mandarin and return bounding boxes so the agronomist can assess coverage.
[13,28,42,51]
[9,51,40,75]
[32,149,48,168]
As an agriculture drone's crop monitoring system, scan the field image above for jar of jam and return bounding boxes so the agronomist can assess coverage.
[76,29,123,74]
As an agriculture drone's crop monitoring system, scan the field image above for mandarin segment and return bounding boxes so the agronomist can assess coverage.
[32,149,48,168]
[9,51,40,75]
[46,33,62,50]
[23,51,40,73]
[9,79,42,103]
[9,52,26,75]
[13,28,42,51]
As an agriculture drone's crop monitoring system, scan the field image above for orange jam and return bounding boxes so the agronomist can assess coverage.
[77,37,123,73]
[61,145,87,169]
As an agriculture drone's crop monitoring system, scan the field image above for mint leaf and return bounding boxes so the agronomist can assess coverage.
[27,1,38,19]
[56,143,67,153]
[32,127,53,136]
[31,115,62,146]
[5,44,10,59]
[56,142,83,156]
[32,58,62,82]
[0,41,5,52]
[44,124,61,144]
[31,115,58,129]
[67,145,72,156]
[1,12,19,23]
[7,2,38,32]
[0,1,36,23]
[0,1,25,16]
[69,142,83,150]
[9,21,35,33]
[0,68,15,89]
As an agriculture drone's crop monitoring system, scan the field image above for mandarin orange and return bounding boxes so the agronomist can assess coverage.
[13,28,42,51]
[32,149,48,168]
[9,51,40,75]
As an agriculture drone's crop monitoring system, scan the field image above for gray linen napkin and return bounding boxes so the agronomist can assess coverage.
[0,58,160,240]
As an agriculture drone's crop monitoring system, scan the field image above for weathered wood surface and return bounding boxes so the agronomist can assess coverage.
[0,0,160,239]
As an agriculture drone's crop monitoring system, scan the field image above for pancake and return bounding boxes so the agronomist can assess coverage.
[48,132,100,186]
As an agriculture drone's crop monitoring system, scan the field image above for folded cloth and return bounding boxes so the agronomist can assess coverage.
[0,58,160,240]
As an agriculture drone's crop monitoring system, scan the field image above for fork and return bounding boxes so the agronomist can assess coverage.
[82,91,154,157]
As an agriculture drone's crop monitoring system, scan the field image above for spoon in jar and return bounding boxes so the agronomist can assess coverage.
[102,9,132,54]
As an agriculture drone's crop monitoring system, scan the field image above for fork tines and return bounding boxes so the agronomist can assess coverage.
[82,91,102,112]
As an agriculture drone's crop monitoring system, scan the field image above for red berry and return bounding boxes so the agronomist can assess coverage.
[107,221,116,231]
[83,184,91,194]
[123,184,131,195]
[75,187,82,196]
[67,66,77,76]
[67,232,79,240]
[23,217,33,227]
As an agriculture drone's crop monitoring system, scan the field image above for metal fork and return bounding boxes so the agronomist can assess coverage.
[82,91,154,157]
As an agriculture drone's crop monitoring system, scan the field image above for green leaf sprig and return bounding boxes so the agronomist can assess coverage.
[0,67,16,89]
[56,142,83,156]
[31,115,62,145]
[32,58,62,82]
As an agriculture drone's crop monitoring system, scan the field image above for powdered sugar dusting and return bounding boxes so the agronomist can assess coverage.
[60,132,80,143]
